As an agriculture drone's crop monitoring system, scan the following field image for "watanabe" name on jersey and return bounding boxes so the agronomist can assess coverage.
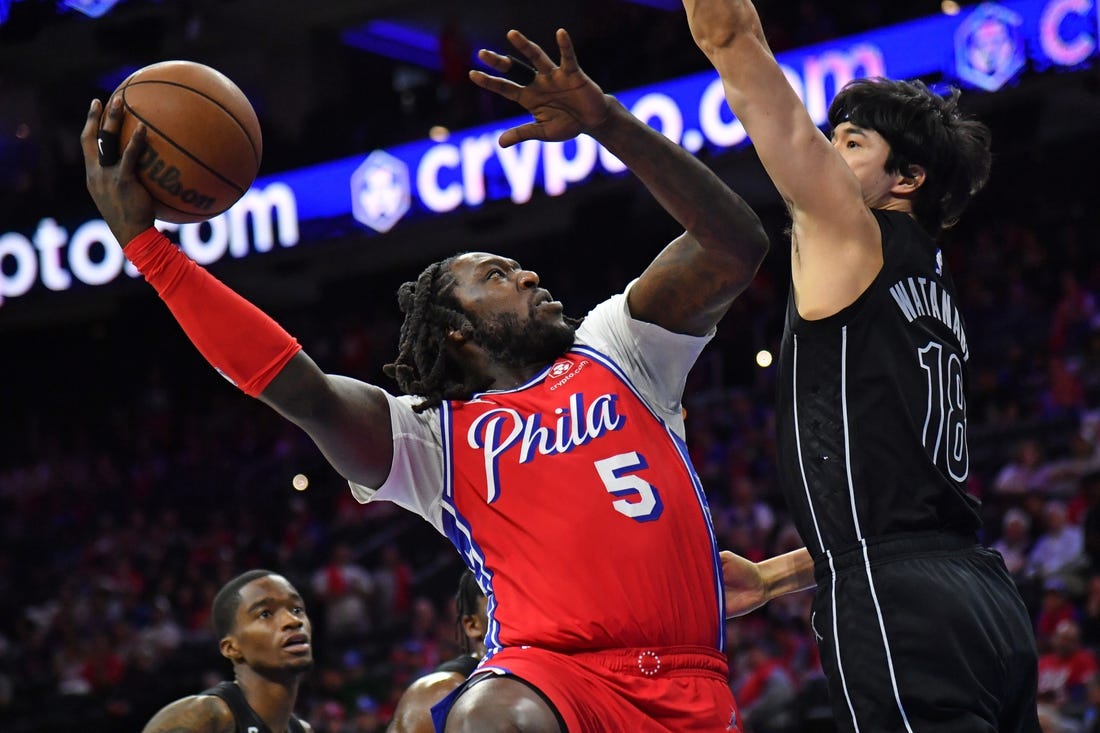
[888,276,970,361]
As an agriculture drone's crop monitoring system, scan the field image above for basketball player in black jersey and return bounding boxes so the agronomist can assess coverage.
[684,0,1041,730]
[141,570,313,733]
[388,571,488,733]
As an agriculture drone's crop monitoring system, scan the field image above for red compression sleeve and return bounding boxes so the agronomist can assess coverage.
[124,227,302,397]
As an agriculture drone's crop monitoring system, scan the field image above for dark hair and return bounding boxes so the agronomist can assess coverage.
[382,256,489,413]
[456,569,483,618]
[455,569,485,653]
[212,569,276,639]
[828,77,992,235]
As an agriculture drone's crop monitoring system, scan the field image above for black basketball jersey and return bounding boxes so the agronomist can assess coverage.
[433,653,480,677]
[775,209,982,559]
[202,681,306,733]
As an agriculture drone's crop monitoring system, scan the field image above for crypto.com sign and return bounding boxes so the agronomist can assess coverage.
[3,0,1096,307]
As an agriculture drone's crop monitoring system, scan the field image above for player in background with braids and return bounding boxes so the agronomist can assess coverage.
[141,570,312,733]
[389,571,488,733]
[682,0,1041,730]
[84,26,792,733]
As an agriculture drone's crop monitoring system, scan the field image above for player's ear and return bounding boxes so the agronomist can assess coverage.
[220,635,243,664]
[895,164,926,194]
[462,612,485,639]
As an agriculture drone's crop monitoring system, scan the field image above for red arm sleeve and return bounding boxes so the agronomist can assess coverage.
[123,227,302,397]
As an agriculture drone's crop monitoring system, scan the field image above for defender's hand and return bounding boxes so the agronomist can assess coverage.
[81,96,156,246]
[469,28,612,148]
[681,0,760,55]
[721,550,768,618]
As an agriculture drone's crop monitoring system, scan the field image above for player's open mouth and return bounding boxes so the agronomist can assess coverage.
[283,634,310,653]
[535,292,562,311]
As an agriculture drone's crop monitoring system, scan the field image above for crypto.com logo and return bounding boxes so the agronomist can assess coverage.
[955,3,1026,91]
[351,150,411,233]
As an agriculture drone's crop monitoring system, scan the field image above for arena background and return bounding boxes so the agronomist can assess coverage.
[2,1,1100,730]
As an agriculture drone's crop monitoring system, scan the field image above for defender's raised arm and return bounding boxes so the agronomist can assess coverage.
[682,0,882,319]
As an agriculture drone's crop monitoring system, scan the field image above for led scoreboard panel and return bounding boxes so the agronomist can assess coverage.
[1,0,1097,308]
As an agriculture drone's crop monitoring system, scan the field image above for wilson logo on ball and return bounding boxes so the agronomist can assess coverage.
[137,143,217,212]
[105,59,263,224]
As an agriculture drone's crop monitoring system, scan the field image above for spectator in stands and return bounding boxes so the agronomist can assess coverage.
[994,507,1036,580]
[1029,500,1088,592]
[734,638,798,733]
[310,543,376,647]
[1038,578,1083,648]
[994,438,1049,498]
[1038,618,1098,712]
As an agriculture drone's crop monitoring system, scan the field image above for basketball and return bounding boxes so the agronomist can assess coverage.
[104,60,263,224]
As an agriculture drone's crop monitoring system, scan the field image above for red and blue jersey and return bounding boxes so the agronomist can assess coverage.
[352,290,725,659]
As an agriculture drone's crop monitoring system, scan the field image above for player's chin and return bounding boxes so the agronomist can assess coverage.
[284,657,315,674]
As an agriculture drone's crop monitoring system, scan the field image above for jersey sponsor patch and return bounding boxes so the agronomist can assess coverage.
[548,360,574,379]
[546,357,589,392]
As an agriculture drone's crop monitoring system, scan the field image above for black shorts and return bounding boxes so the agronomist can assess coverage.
[811,532,1040,732]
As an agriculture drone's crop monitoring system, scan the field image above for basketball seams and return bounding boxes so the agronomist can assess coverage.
[124,78,261,165]
[109,61,262,223]
[152,196,225,222]
[119,92,245,203]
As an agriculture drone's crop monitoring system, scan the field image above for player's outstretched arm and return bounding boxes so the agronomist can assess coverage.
[721,547,815,617]
[682,0,882,318]
[260,355,394,487]
[82,98,396,489]
[470,28,768,337]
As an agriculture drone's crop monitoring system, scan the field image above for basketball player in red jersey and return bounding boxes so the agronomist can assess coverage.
[83,28,780,732]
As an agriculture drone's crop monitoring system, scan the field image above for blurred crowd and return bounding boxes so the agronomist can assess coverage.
[4,153,1100,731]
[4,2,1100,732]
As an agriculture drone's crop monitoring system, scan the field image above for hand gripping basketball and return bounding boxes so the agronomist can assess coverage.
[98,60,263,224]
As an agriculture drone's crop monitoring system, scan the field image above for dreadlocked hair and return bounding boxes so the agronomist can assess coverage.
[455,569,484,654]
[456,569,483,618]
[382,255,488,412]
[828,77,992,236]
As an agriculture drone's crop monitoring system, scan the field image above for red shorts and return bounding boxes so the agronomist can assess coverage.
[477,645,741,732]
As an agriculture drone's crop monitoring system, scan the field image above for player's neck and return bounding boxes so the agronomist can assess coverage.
[235,669,301,731]
[450,340,546,393]
[487,364,547,390]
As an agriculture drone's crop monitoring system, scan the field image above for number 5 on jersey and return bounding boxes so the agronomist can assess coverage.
[595,451,664,522]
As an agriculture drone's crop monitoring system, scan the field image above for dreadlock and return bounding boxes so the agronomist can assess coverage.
[382,255,490,412]
[455,569,485,654]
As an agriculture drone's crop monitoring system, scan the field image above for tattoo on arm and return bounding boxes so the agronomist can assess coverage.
[142,695,235,733]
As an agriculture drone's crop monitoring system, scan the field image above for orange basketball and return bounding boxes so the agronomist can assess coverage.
[105,60,263,224]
